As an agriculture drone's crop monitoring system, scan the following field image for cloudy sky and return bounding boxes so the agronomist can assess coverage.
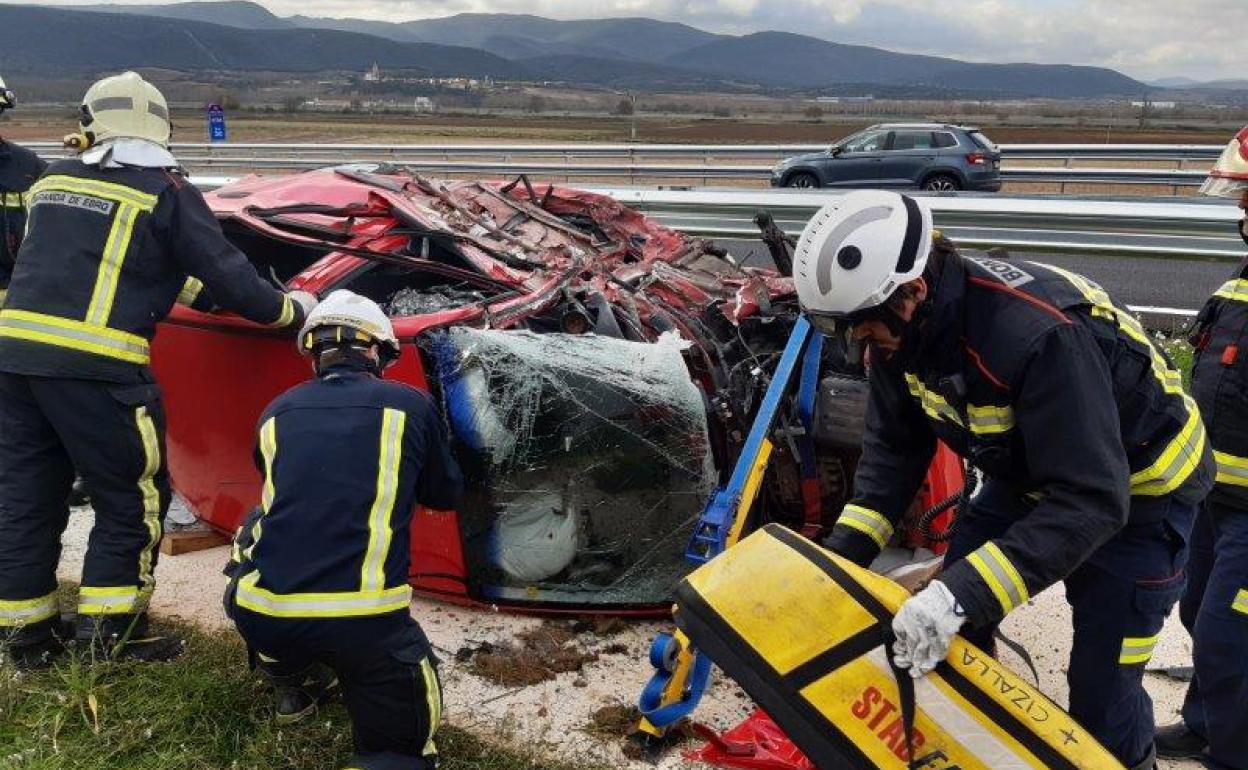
[16,0,1247,81]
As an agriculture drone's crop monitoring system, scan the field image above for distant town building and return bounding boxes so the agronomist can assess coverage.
[1131,100,1176,109]
[813,95,875,104]
[413,97,436,113]
[364,62,381,82]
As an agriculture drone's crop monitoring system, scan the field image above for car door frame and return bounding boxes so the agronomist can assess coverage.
[876,130,941,188]
[822,129,887,188]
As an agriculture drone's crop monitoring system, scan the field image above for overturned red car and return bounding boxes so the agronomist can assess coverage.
[154,166,951,613]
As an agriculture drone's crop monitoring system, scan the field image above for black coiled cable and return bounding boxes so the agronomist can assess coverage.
[917,467,978,543]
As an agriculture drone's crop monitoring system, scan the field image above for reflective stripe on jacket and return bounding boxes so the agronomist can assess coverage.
[1191,269,1248,508]
[231,365,463,620]
[0,159,295,382]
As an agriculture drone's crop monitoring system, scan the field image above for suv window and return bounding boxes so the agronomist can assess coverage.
[933,132,958,149]
[841,130,887,153]
[890,131,938,151]
[970,131,998,151]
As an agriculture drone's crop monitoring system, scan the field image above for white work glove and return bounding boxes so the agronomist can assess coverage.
[891,580,966,678]
[287,290,318,320]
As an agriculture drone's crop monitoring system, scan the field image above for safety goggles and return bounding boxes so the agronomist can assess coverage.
[806,303,899,337]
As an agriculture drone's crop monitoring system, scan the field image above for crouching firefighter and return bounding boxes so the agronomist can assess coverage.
[0,71,315,668]
[1154,127,1248,770]
[224,290,463,770]
[799,190,1213,770]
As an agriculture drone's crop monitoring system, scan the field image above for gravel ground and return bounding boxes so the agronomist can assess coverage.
[56,506,1200,769]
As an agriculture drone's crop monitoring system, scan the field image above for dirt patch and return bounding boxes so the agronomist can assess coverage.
[465,624,599,688]
[588,704,643,737]
[570,616,634,637]
[587,703,699,761]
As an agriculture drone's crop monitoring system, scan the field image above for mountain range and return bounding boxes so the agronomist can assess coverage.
[4,1,1153,98]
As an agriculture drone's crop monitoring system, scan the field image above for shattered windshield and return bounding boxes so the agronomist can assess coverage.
[429,328,716,607]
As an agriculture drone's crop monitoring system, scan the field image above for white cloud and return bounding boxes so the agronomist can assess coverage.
[9,0,1245,79]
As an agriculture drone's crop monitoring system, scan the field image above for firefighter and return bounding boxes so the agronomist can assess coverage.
[0,71,315,668]
[1154,128,1248,770]
[798,190,1213,770]
[0,74,47,305]
[224,290,462,770]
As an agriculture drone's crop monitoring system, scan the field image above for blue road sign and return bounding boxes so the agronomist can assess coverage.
[207,103,227,143]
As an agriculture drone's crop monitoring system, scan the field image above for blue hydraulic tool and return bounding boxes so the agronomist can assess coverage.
[636,314,825,736]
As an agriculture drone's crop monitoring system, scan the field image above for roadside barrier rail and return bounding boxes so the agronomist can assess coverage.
[28,141,1223,193]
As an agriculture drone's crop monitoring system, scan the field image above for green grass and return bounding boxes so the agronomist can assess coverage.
[1155,332,1196,389]
[0,621,604,770]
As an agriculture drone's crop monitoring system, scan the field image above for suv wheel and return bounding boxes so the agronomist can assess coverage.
[785,172,820,189]
[921,174,961,192]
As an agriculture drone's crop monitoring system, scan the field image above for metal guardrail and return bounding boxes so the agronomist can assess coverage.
[25,141,1227,160]
[190,175,1243,259]
[28,141,1223,192]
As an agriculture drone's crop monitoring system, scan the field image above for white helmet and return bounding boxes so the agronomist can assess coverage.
[1200,126,1248,199]
[0,75,15,113]
[299,289,400,368]
[793,190,932,324]
[74,71,170,149]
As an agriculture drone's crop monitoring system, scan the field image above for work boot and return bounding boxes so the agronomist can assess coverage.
[271,664,340,725]
[76,613,185,663]
[5,636,66,671]
[1155,722,1207,759]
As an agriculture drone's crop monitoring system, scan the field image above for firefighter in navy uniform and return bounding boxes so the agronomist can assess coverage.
[0,75,48,304]
[1154,128,1248,770]
[796,191,1213,770]
[225,290,462,770]
[0,71,315,668]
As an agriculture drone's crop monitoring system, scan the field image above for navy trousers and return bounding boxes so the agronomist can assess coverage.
[0,373,169,645]
[1179,499,1248,770]
[230,607,442,770]
[945,480,1194,768]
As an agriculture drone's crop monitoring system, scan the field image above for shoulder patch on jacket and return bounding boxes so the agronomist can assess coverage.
[964,255,1035,288]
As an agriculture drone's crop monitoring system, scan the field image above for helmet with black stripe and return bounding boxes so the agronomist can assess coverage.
[72,71,171,150]
[298,289,401,374]
[793,190,933,332]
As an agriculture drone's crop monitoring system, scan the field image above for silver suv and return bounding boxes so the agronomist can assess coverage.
[770,123,1002,192]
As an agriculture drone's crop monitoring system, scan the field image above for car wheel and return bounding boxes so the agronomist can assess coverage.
[786,172,820,189]
[921,174,961,192]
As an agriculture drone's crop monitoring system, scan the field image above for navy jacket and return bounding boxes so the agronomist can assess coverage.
[231,364,464,619]
[827,253,1213,628]
[1190,262,1248,508]
[0,139,47,291]
[0,158,297,382]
